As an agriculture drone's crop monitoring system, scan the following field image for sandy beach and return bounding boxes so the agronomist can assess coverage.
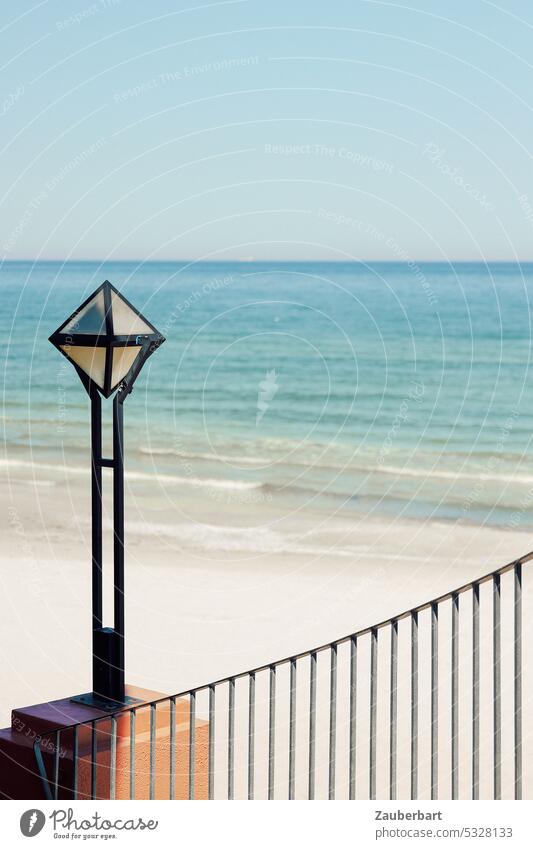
[1,456,530,730]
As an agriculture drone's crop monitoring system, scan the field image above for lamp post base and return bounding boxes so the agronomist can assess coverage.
[92,626,125,706]
[70,692,142,712]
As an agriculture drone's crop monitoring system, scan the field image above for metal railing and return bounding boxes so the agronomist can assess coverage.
[33,552,531,800]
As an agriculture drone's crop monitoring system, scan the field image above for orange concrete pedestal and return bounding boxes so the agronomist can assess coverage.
[0,686,208,800]
[76,696,208,800]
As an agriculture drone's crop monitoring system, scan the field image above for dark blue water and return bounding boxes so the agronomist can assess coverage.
[2,260,533,527]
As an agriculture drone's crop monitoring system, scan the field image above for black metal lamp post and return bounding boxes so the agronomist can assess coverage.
[49,280,165,709]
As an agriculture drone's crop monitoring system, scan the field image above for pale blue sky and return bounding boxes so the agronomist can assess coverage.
[2,0,533,261]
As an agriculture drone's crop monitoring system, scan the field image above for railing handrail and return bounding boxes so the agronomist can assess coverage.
[32,549,533,740]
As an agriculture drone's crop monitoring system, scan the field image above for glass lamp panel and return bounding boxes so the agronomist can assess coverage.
[110,292,153,335]
[111,345,142,388]
[62,289,107,334]
[60,344,107,388]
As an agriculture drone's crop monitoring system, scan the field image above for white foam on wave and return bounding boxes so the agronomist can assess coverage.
[375,463,533,485]
[4,455,533,518]
[0,458,262,491]
[137,436,351,468]
[1,458,88,474]
[138,444,533,488]
[125,518,354,556]
[118,518,446,560]
[139,445,273,466]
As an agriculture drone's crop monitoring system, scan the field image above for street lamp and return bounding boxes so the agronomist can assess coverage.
[49,280,165,709]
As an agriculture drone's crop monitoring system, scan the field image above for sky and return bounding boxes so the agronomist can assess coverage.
[2,0,533,262]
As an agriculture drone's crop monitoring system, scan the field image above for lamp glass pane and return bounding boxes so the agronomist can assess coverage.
[111,292,153,335]
[60,344,107,388]
[62,290,107,335]
[111,345,142,388]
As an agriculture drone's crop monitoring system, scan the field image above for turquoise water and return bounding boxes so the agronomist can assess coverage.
[2,260,533,527]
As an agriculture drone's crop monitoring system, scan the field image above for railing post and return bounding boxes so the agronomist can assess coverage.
[228,679,235,800]
[411,611,418,800]
[329,645,337,800]
[169,697,176,801]
[268,666,276,800]
[110,716,117,801]
[349,636,357,800]
[369,628,378,800]
[493,574,501,800]
[248,675,255,800]
[189,692,196,801]
[129,709,136,800]
[431,603,439,800]
[451,593,459,800]
[390,621,398,801]
[472,583,480,800]
[91,721,97,800]
[33,742,53,801]
[308,651,317,800]
[289,660,297,800]
[514,563,522,800]
[149,704,156,800]
[208,686,215,800]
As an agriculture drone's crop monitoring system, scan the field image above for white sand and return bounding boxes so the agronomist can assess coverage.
[1,460,530,731]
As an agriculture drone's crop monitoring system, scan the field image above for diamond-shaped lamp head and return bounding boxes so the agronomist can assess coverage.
[49,281,165,399]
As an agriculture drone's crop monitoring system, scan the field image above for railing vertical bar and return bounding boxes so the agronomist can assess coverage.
[369,627,378,800]
[91,721,97,801]
[149,704,156,801]
[129,710,136,801]
[390,620,398,800]
[208,685,215,800]
[308,651,317,800]
[268,665,276,800]
[169,697,176,801]
[189,692,196,801]
[289,659,297,800]
[411,611,418,800]
[328,644,337,800]
[72,726,78,800]
[514,562,522,800]
[431,602,439,800]
[472,583,480,800]
[493,573,501,800]
[248,674,255,800]
[110,717,117,801]
[34,741,53,801]
[451,592,459,800]
[228,678,235,800]
[54,730,60,800]
[349,636,357,800]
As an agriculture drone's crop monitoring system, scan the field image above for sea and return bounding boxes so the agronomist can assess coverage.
[2,260,533,530]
